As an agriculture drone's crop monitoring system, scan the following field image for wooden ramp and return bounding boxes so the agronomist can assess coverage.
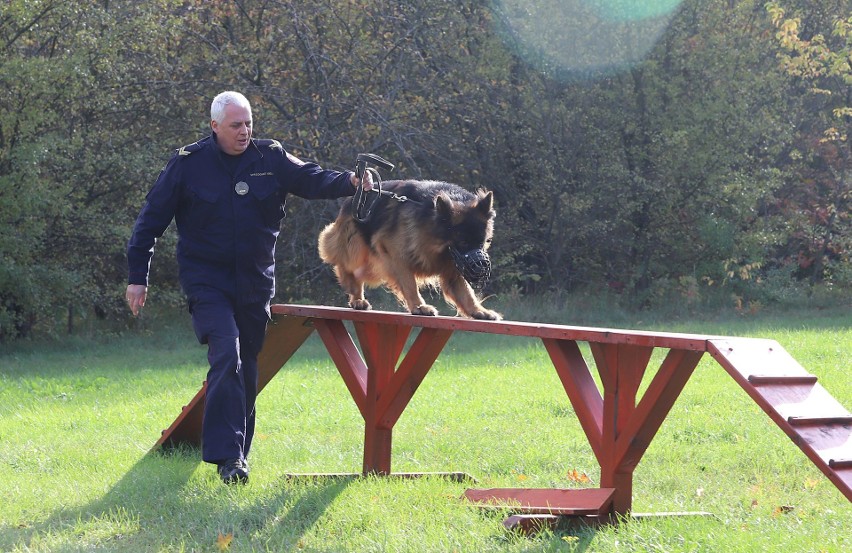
[710,338,852,501]
[152,314,315,449]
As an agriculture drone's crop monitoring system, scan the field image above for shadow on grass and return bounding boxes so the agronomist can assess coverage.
[6,444,353,551]
[4,445,200,551]
[267,475,354,543]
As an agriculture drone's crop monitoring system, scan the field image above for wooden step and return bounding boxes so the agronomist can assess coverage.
[787,415,852,427]
[748,374,818,385]
[463,487,615,516]
[828,458,852,470]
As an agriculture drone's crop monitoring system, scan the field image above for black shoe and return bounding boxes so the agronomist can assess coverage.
[217,458,249,485]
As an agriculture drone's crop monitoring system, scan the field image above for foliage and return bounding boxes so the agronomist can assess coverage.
[0,0,850,339]
[0,0,188,338]
[765,0,852,287]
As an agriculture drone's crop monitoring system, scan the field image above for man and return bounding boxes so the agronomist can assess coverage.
[126,91,370,484]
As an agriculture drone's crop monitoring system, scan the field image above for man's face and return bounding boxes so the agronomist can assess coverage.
[211,103,252,155]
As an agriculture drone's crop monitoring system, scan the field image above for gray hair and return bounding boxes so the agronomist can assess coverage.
[211,91,252,124]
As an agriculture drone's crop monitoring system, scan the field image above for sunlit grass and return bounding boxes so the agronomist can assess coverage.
[1,303,849,552]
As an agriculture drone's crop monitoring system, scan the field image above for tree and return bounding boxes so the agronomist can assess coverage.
[0,1,187,338]
[766,1,851,287]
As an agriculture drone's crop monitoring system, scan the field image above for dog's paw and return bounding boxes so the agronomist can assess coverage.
[350,299,372,310]
[472,309,502,321]
[412,304,439,316]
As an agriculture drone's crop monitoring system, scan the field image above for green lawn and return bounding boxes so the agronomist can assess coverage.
[1,304,850,552]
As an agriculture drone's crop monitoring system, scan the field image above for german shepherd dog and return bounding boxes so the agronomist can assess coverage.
[318,180,501,320]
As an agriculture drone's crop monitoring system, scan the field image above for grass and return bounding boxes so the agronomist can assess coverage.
[0,298,850,552]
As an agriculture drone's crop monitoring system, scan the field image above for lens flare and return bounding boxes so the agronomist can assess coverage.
[493,0,684,76]
[589,0,682,22]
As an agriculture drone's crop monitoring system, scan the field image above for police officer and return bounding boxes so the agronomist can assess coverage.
[126,91,370,484]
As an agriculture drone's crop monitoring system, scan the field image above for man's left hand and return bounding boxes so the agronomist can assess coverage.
[351,171,374,191]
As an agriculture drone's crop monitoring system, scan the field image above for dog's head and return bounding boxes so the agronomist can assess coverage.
[436,190,495,286]
[435,189,495,251]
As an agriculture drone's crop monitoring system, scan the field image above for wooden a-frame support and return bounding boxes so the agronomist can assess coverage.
[153,304,851,526]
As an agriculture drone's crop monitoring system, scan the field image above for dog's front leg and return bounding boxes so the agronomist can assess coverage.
[398,274,438,316]
[441,274,501,320]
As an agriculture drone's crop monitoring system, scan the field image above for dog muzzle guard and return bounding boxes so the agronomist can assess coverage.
[449,246,492,288]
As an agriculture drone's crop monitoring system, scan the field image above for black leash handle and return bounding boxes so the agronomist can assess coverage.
[355,153,394,180]
[352,153,395,223]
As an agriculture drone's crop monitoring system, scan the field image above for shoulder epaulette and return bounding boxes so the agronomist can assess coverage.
[176,141,202,157]
[255,138,284,152]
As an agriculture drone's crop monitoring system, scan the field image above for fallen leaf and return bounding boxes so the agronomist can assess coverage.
[567,469,590,483]
[217,532,233,551]
[772,505,795,517]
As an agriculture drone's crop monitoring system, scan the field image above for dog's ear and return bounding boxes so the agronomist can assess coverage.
[477,191,494,217]
[435,193,453,217]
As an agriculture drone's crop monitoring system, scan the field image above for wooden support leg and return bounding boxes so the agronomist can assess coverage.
[356,321,408,474]
[314,318,453,476]
[591,342,653,514]
[362,427,393,475]
[601,472,634,515]
[591,345,704,514]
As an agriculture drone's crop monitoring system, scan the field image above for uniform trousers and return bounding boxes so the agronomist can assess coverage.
[188,287,270,464]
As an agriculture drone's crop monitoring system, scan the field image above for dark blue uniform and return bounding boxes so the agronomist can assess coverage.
[128,134,354,464]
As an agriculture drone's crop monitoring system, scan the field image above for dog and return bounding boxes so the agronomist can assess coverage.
[318,179,501,320]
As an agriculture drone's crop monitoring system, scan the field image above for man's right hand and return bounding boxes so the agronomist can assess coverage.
[126,284,148,316]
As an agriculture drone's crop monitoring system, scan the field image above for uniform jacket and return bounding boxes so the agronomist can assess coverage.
[127,134,354,304]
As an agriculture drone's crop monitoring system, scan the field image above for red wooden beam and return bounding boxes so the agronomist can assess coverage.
[542,338,604,461]
[376,327,454,429]
[272,304,710,349]
[613,349,704,472]
[313,318,369,419]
